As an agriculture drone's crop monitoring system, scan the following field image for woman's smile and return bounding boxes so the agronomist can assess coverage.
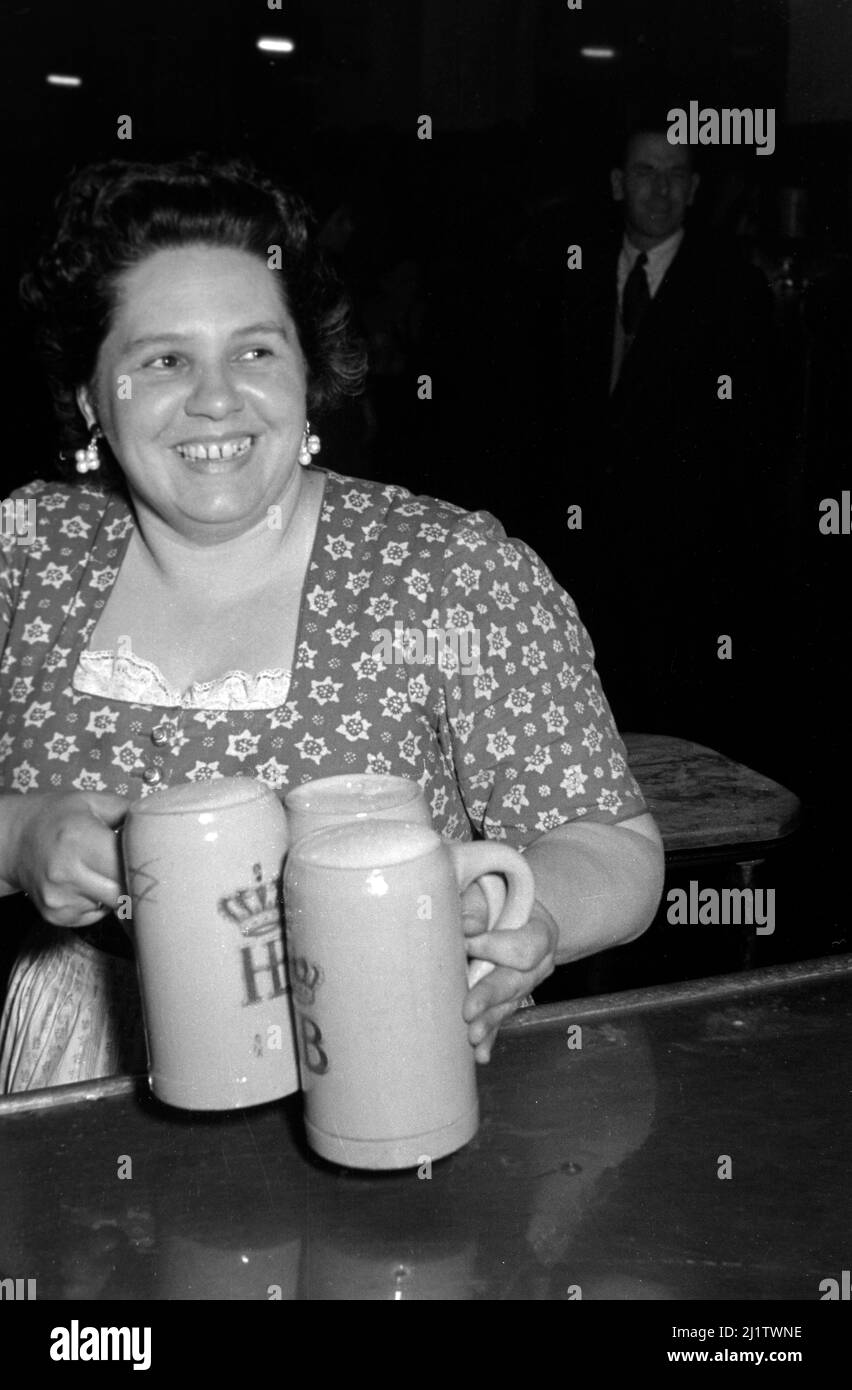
[173,435,254,464]
[173,434,258,475]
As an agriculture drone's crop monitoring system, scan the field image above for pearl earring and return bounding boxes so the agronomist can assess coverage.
[75,427,103,474]
[298,420,322,466]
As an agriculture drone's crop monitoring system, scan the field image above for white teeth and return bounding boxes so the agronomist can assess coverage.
[176,437,252,461]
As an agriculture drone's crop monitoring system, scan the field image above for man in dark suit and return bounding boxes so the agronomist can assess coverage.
[551,125,779,757]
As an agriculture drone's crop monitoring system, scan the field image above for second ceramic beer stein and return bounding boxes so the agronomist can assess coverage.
[283,772,506,985]
[123,777,299,1110]
[282,818,536,1169]
[284,773,431,845]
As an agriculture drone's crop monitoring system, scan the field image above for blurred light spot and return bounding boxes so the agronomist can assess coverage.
[580,47,617,60]
[257,37,295,54]
[46,74,82,87]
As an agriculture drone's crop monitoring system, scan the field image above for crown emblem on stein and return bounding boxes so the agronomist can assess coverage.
[218,862,282,939]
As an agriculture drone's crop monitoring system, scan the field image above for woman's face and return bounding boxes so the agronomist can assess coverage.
[82,244,308,541]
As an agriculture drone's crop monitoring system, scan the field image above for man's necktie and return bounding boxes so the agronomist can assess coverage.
[621,251,650,336]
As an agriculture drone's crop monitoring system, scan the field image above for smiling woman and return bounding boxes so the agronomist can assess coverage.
[0,155,663,1093]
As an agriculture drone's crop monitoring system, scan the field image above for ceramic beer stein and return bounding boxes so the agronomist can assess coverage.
[284,772,506,986]
[284,773,431,845]
[122,777,299,1110]
[282,818,536,1169]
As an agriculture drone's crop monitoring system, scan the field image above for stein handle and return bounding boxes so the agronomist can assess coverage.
[445,842,536,988]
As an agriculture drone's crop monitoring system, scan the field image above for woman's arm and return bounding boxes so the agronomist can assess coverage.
[522,812,665,965]
[463,812,665,1061]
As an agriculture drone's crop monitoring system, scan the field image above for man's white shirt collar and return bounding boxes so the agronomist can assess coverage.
[618,228,684,300]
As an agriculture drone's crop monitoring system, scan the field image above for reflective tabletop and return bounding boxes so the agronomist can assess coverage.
[1,954,849,1300]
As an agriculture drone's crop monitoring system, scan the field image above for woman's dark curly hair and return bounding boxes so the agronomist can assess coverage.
[21,153,367,487]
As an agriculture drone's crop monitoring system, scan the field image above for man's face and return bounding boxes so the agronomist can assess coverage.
[611,132,699,248]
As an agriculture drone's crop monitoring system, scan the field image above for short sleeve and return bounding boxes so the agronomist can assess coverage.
[438,510,648,847]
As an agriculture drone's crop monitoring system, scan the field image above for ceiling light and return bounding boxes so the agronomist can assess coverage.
[46,74,82,87]
[257,37,295,54]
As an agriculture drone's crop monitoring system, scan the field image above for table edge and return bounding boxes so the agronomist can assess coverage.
[2,954,848,1116]
[504,952,852,1032]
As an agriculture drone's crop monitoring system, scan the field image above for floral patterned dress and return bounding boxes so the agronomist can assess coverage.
[0,467,646,1091]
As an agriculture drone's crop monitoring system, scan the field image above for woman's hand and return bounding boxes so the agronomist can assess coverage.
[460,883,559,1064]
[9,791,130,927]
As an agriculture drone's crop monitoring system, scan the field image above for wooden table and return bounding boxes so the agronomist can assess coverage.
[1,953,848,1301]
[623,733,801,879]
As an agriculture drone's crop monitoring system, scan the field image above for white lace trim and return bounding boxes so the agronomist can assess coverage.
[73,649,292,710]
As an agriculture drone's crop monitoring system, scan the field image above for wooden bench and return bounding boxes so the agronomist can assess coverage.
[623,733,801,884]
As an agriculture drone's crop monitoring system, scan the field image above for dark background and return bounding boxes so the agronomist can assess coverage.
[1,0,849,992]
